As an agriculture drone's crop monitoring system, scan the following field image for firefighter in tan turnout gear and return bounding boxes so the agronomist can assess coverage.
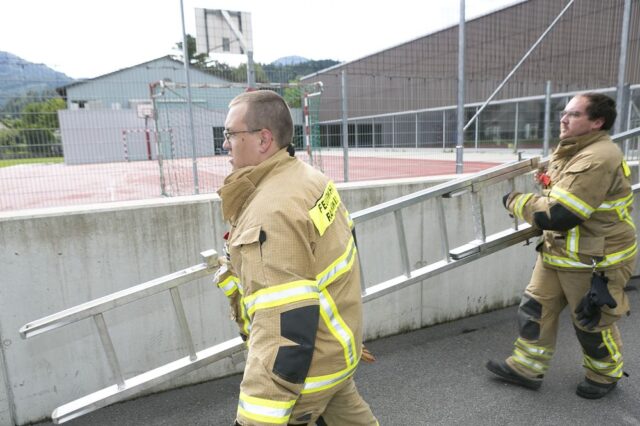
[487,93,637,399]
[214,90,378,425]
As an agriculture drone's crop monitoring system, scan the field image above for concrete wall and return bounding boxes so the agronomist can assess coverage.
[1,174,637,425]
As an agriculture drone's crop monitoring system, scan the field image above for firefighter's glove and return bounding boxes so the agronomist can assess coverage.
[502,192,521,210]
[574,272,617,330]
[502,192,511,208]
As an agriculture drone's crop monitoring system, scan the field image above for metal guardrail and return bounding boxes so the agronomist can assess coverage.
[19,127,640,423]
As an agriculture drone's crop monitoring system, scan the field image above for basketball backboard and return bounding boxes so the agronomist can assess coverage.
[195,9,253,55]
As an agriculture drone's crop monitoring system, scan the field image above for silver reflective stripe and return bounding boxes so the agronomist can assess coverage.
[218,276,238,296]
[516,338,553,359]
[596,194,633,210]
[550,187,594,218]
[319,290,356,367]
[238,392,294,424]
[566,227,579,261]
[317,238,356,290]
[302,362,358,393]
[243,281,318,316]
[513,349,547,373]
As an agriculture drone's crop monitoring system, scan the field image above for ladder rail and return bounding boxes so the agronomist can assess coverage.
[19,250,219,339]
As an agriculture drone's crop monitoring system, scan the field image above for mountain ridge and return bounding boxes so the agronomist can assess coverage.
[0,51,74,108]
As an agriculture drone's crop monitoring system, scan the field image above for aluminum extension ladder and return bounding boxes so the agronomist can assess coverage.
[19,126,640,424]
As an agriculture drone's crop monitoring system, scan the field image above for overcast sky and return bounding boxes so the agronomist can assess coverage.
[2,0,522,79]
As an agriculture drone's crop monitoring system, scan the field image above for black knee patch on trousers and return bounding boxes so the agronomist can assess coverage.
[273,305,319,384]
[517,294,542,340]
[574,325,608,359]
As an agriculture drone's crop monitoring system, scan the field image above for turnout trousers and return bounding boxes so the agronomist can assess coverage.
[506,256,635,385]
[286,377,378,425]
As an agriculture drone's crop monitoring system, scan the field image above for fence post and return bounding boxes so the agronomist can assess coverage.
[341,71,349,182]
[513,102,519,153]
[543,80,551,157]
[456,0,465,173]
[179,0,199,194]
[615,0,631,137]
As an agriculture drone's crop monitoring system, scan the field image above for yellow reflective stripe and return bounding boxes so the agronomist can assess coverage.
[309,181,341,236]
[344,209,354,229]
[302,361,358,394]
[622,159,631,177]
[583,355,624,379]
[237,392,295,424]
[239,296,251,335]
[319,289,358,367]
[515,338,554,360]
[513,193,533,220]
[602,329,622,362]
[550,187,594,219]
[512,348,547,373]
[566,227,580,261]
[217,275,239,297]
[596,193,636,230]
[542,242,637,269]
[243,281,319,317]
[316,237,357,291]
[596,193,633,211]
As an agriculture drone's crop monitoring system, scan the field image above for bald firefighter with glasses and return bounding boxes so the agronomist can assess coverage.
[214,90,377,425]
[487,93,637,399]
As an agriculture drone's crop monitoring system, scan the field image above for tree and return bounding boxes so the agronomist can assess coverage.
[173,34,209,68]
[15,97,66,157]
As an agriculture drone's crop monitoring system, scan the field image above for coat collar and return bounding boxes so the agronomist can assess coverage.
[553,130,608,159]
[217,148,292,223]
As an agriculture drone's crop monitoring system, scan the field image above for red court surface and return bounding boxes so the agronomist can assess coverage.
[0,153,502,212]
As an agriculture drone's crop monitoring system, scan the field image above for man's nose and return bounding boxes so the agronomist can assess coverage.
[223,139,230,150]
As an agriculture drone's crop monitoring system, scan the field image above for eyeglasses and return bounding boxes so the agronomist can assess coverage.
[223,129,262,142]
[559,110,583,119]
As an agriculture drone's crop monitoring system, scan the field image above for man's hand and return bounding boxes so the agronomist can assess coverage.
[361,345,376,363]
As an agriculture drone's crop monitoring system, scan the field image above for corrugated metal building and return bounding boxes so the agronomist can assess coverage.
[301,0,639,148]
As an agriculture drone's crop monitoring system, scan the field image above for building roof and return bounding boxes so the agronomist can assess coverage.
[55,55,225,96]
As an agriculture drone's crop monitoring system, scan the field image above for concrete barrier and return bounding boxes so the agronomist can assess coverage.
[0,171,636,425]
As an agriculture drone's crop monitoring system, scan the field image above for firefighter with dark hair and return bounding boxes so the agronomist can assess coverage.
[487,92,637,399]
[214,90,377,425]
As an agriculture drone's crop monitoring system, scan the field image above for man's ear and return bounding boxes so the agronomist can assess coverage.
[592,117,605,131]
[258,128,274,153]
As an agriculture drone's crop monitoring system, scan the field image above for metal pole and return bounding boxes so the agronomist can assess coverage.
[474,107,479,151]
[513,102,519,153]
[464,0,574,132]
[543,80,551,157]
[442,109,447,151]
[180,0,199,194]
[442,111,446,151]
[456,0,465,173]
[415,113,419,148]
[247,51,256,88]
[392,116,395,148]
[341,70,349,182]
[615,0,631,136]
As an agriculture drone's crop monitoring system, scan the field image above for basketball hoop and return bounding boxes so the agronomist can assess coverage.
[137,104,154,119]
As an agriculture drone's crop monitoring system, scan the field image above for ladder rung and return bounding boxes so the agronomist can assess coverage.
[449,225,539,260]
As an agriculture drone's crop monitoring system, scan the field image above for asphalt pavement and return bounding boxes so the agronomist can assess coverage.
[35,279,640,426]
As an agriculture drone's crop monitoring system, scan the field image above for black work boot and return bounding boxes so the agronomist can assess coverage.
[486,359,542,390]
[576,378,617,399]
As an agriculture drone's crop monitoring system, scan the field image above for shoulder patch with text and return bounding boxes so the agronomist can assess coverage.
[309,181,341,236]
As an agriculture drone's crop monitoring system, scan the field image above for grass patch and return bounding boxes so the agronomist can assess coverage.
[0,157,63,168]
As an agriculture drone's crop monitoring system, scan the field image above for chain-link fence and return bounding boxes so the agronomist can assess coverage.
[1,0,639,211]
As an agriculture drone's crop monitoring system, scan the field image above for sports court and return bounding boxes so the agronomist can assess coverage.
[0,149,514,211]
